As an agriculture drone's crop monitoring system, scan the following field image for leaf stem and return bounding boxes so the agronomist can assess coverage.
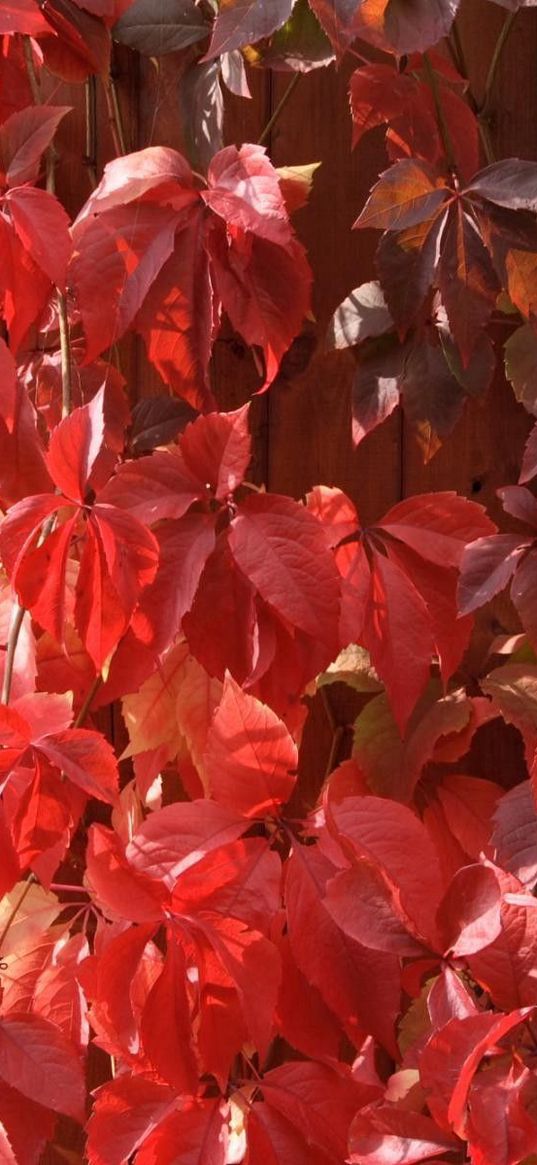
[447,20,466,78]
[482,10,517,118]
[22,36,56,190]
[423,52,458,181]
[325,724,345,780]
[0,876,35,953]
[22,35,41,104]
[74,674,103,728]
[1,603,25,705]
[257,72,301,147]
[103,75,127,155]
[58,291,73,420]
[84,76,98,189]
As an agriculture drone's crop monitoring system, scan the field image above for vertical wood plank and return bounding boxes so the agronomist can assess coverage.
[266,64,403,523]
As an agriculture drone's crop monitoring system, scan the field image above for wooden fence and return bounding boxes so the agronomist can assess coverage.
[42,0,537,814]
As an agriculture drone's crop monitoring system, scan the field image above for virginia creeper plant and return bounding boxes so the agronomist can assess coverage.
[2,1,537,1163]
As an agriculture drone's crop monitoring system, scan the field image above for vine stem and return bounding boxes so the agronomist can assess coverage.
[257,73,301,147]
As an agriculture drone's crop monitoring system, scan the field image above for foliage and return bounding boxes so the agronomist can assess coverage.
[1,1,537,1163]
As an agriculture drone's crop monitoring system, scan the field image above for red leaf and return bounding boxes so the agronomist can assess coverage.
[86,1075,176,1165]
[204,144,294,247]
[0,105,71,188]
[228,492,340,649]
[492,781,537,887]
[420,1008,534,1136]
[435,773,502,859]
[329,794,444,944]
[245,1102,332,1165]
[376,218,441,334]
[466,1060,537,1165]
[208,217,311,387]
[171,838,281,933]
[349,65,421,151]
[86,824,167,923]
[0,210,53,351]
[134,206,216,411]
[437,203,498,365]
[98,448,205,525]
[358,547,434,733]
[204,0,294,58]
[47,388,106,504]
[10,755,71,869]
[183,534,258,685]
[0,1012,85,1121]
[126,800,247,886]
[354,160,449,232]
[469,869,537,1010]
[0,1081,54,1165]
[468,159,537,212]
[71,203,181,365]
[37,727,118,803]
[195,913,281,1056]
[261,1060,366,1160]
[76,506,159,669]
[135,1100,230,1165]
[348,1106,460,1165]
[38,0,111,81]
[285,845,401,1056]
[325,862,427,955]
[180,406,251,501]
[203,673,297,816]
[141,939,198,1094]
[380,491,496,567]
[520,421,537,484]
[436,863,503,957]
[6,187,72,289]
[309,0,364,55]
[353,0,460,54]
[458,533,530,615]
[0,0,50,34]
[131,513,216,655]
[275,936,343,1061]
[0,376,52,508]
[327,281,393,350]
